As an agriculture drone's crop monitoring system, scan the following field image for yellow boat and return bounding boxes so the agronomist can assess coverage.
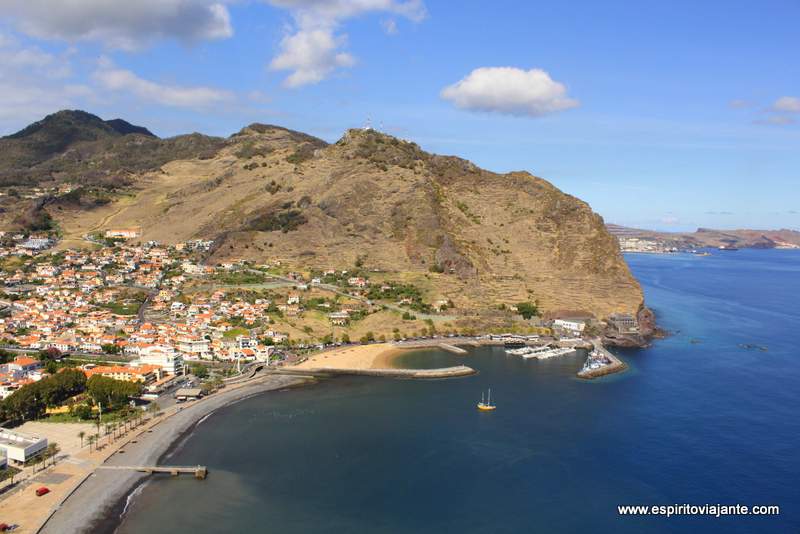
[477,389,496,411]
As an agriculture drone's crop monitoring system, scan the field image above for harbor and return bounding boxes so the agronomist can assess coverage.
[577,340,627,379]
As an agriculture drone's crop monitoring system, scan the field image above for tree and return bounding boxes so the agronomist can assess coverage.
[0,349,14,364]
[87,375,142,410]
[87,434,96,453]
[516,301,539,320]
[45,443,60,467]
[74,404,92,420]
[147,401,160,418]
[189,363,209,379]
[39,347,63,361]
[101,344,121,355]
[359,332,375,344]
[78,430,86,448]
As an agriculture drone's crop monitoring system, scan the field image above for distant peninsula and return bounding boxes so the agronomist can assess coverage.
[608,224,800,252]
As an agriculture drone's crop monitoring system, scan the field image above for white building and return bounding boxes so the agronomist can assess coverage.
[176,336,211,360]
[136,345,184,375]
[553,319,586,333]
[0,428,48,464]
[105,228,140,239]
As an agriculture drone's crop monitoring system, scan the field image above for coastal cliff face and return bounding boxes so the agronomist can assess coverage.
[1,112,646,321]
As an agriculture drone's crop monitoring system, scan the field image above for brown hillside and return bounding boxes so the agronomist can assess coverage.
[50,125,644,319]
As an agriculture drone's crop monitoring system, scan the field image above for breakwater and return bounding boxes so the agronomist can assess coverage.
[577,341,627,379]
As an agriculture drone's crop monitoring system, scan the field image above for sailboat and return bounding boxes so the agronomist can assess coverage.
[477,388,496,411]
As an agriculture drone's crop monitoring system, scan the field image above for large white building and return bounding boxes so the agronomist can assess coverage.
[176,336,211,360]
[0,428,48,464]
[136,345,185,375]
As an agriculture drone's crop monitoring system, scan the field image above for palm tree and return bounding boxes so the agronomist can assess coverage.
[45,443,60,467]
[87,434,96,453]
[147,401,161,420]
[78,430,86,448]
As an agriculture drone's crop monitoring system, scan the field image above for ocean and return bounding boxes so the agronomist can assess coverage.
[111,249,800,533]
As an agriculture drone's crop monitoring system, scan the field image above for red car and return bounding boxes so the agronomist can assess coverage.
[35,487,50,497]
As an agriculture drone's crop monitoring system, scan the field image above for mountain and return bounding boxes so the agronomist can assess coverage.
[607,224,800,249]
[0,110,224,189]
[0,111,652,331]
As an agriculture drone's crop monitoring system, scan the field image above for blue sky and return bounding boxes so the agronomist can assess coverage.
[1,0,798,231]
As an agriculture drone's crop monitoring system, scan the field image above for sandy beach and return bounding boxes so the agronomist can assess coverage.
[0,373,310,534]
[294,343,408,370]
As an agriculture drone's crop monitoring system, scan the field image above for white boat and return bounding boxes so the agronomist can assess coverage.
[505,346,533,356]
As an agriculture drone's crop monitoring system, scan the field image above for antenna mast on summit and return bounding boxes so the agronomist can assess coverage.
[364,116,373,130]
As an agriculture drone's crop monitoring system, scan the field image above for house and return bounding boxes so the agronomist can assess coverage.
[22,237,53,251]
[104,228,140,239]
[84,364,161,384]
[553,319,586,334]
[176,336,211,359]
[8,357,42,373]
[348,277,367,288]
[609,313,639,334]
[328,311,350,326]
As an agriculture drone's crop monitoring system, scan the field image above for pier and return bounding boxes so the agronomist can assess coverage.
[438,343,468,354]
[97,465,208,479]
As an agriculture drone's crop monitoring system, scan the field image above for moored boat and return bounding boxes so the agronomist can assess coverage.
[477,389,496,411]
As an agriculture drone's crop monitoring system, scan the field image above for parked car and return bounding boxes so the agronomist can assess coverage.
[35,487,50,497]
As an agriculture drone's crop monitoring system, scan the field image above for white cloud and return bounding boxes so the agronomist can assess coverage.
[266,0,426,87]
[0,33,89,131]
[93,58,233,108]
[773,96,800,113]
[267,0,426,27]
[3,0,233,50]
[441,67,579,117]
[270,29,355,87]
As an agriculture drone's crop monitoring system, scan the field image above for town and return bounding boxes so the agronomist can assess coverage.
[0,228,639,530]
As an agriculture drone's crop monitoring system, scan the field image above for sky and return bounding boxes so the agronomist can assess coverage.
[1,0,798,232]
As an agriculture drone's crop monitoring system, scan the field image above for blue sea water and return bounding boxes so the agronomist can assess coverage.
[114,249,800,533]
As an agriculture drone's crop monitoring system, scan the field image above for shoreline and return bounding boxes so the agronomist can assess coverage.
[28,337,625,533]
[95,376,313,534]
[37,374,312,534]
[294,342,410,371]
